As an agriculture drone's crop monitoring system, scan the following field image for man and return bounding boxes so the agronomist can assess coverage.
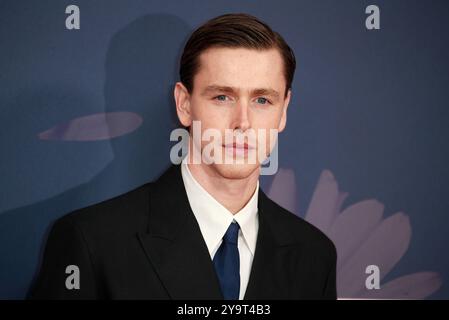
[30,13,337,300]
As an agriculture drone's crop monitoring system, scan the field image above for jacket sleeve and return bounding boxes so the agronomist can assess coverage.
[322,241,338,300]
[28,216,99,299]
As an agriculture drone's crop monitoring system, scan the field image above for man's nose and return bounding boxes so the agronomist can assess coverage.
[233,100,251,132]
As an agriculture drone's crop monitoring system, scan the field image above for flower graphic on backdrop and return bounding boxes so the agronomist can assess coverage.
[267,168,442,299]
[38,112,143,141]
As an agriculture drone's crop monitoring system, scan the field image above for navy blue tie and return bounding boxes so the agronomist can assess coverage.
[213,221,240,300]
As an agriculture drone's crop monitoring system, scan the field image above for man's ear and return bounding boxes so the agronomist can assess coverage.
[278,89,291,133]
[174,82,192,127]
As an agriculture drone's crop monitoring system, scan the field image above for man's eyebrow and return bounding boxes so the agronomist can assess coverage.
[251,88,280,99]
[201,85,281,99]
[201,85,237,96]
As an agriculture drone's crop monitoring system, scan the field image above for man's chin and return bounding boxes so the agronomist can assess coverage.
[211,162,260,180]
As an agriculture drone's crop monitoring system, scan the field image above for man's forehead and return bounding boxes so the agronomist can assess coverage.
[199,46,283,67]
[195,47,286,90]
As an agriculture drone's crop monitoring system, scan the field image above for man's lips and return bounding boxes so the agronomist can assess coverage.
[223,142,255,150]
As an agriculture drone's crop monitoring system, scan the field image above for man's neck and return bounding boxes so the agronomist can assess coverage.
[187,161,259,215]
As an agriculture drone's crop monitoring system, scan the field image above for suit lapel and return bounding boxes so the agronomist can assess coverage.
[137,165,222,299]
[243,188,281,299]
[244,189,304,299]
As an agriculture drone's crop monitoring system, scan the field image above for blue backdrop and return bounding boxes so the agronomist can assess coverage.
[0,0,448,299]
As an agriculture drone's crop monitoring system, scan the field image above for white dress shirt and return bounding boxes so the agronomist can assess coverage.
[180,157,259,300]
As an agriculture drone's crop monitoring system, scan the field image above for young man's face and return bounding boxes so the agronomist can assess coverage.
[175,47,291,180]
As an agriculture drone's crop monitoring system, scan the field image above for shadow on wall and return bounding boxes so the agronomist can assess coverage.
[0,14,191,299]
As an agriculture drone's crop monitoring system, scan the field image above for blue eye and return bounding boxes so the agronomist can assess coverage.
[256,97,269,104]
[215,95,228,101]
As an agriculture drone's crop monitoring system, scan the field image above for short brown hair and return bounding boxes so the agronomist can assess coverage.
[179,13,296,97]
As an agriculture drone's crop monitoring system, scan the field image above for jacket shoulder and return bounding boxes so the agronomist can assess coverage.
[260,191,337,260]
[56,182,152,235]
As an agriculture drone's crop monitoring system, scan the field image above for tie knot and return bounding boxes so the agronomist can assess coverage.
[223,222,240,245]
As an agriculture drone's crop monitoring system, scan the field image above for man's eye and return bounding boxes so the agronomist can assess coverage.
[256,97,270,105]
[214,95,228,101]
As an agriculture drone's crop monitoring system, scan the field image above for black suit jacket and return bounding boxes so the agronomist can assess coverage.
[29,165,337,299]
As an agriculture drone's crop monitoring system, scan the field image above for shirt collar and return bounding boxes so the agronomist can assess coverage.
[180,156,259,257]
